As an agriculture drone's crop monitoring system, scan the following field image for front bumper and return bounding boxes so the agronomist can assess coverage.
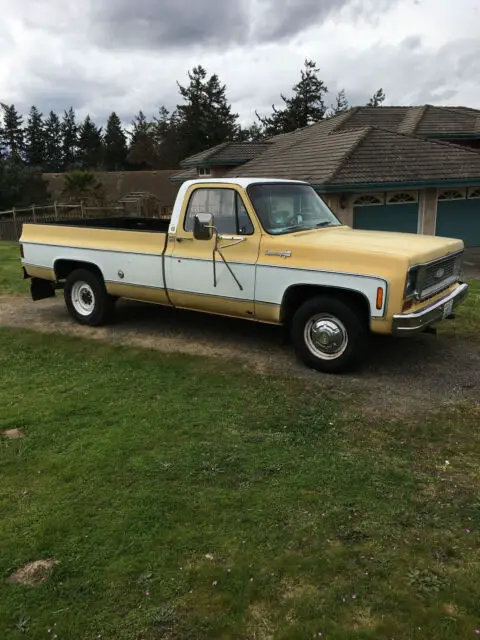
[392,283,469,336]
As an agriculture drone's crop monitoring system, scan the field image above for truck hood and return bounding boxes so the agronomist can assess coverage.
[284,226,463,265]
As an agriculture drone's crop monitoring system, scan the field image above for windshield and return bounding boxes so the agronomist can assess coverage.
[247,183,341,235]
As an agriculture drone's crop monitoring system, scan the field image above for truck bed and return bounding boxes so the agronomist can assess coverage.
[45,217,170,234]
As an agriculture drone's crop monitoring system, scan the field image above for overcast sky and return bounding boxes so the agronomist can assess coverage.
[0,0,479,127]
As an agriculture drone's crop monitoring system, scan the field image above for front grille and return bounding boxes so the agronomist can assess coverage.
[419,253,462,299]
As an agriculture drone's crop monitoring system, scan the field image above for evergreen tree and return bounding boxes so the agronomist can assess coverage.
[61,107,78,170]
[0,159,48,209]
[44,111,63,172]
[24,106,45,167]
[329,88,349,116]
[368,88,386,107]
[0,104,24,160]
[237,122,265,142]
[152,106,182,168]
[257,60,328,135]
[175,66,239,159]
[77,115,104,169]
[127,111,159,169]
[104,112,127,171]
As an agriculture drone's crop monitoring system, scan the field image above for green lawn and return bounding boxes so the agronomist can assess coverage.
[0,242,28,295]
[1,329,480,639]
[438,280,480,340]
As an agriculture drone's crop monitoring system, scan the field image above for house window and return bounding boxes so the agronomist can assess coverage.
[438,189,466,200]
[198,167,211,176]
[386,192,418,204]
[353,193,384,206]
[467,187,480,199]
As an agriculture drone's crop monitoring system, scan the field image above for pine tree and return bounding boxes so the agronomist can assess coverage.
[44,111,63,172]
[77,115,104,170]
[152,106,181,168]
[237,122,265,142]
[61,108,78,170]
[257,60,328,135]
[127,111,159,169]
[24,106,45,167]
[0,104,24,160]
[0,159,48,209]
[368,88,386,107]
[104,112,127,171]
[175,66,239,159]
[329,89,349,116]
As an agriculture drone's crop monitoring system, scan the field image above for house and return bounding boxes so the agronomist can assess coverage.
[172,106,480,247]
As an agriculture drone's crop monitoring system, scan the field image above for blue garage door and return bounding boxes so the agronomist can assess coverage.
[353,193,419,234]
[436,191,480,248]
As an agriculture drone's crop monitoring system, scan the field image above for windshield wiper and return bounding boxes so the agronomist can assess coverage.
[277,224,314,233]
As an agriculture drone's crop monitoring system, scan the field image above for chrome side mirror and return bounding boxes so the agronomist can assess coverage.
[193,213,214,241]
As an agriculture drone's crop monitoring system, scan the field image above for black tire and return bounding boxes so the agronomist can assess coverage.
[64,268,114,326]
[291,295,368,374]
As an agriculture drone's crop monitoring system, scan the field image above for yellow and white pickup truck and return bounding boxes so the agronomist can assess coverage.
[20,178,468,373]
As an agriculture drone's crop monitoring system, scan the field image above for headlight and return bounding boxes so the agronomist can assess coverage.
[405,267,419,298]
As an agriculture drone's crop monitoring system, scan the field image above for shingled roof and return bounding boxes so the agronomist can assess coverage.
[172,105,480,189]
[181,141,272,167]
[225,118,480,188]
[333,105,480,137]
[330,128,480,186]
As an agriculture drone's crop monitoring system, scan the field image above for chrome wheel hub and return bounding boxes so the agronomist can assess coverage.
[304,314,348,360]
[71,281,95,316]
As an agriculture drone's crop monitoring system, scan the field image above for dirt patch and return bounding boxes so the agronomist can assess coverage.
[0,295,479,415]
[6,559,59,586]
[1,428,25,439]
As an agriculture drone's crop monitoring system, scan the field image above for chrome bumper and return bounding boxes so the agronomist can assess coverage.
[392,283,469,336]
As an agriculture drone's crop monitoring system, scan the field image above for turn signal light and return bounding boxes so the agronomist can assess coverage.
[376,287,384,310]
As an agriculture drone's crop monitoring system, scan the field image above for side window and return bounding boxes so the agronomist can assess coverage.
[236,193,254,235]
[184,188,254,235]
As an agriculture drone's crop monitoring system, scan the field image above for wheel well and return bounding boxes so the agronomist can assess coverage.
[281,285,371,326]
[54,260,105,283]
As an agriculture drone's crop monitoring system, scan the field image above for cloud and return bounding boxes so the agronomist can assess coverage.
[253,0,353,42]
[0,0,479,130]
[89,0,250,50]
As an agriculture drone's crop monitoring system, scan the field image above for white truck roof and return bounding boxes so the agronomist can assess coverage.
[169,177,308,232]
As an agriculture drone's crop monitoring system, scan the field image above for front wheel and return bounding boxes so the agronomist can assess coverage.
[291,296,368,373]
[64,268,114,326]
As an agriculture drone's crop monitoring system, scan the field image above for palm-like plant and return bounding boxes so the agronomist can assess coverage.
[61,170,106,206]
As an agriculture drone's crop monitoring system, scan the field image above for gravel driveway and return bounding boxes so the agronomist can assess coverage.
[1,293,479,415]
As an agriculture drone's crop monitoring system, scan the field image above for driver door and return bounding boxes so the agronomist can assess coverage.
[166,185,261,319]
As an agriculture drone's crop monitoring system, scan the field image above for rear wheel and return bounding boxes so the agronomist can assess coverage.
[291,296,368,373]
[64,268,114,326]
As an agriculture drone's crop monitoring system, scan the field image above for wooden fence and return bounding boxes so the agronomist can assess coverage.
[0,203,125,241]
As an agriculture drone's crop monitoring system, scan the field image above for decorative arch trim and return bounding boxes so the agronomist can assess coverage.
[438,189,466,201]
[353,193,384,206]
[386,191,418,204]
